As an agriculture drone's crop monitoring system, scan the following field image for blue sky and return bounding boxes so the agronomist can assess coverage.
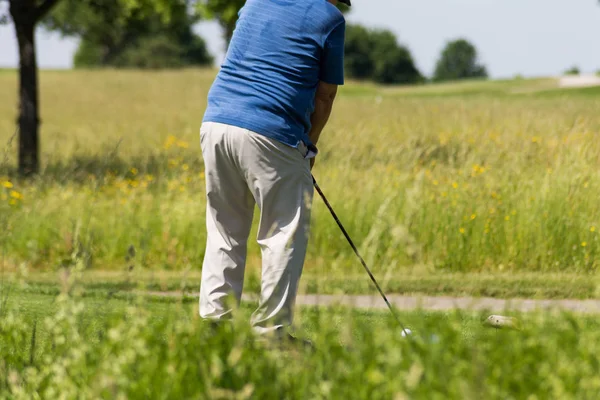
[1,0,599,78]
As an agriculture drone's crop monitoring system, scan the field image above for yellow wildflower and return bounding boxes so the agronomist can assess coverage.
[591,226,596,233]
[470,214,477,221]
[582,242,588,247]
[163,135,177,150]
[10,190,22,200]
[459,228,466,234]
[2,181,13,189]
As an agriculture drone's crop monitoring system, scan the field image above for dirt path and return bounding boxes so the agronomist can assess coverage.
[148,292,600,314]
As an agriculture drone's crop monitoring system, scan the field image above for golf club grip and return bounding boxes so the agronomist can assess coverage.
[312,175,409,333]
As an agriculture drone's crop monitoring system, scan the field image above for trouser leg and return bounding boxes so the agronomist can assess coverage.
[241,132,314,333]
[199,123,255,319]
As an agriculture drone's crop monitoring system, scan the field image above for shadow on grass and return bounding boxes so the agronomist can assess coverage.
[0,152,204,185]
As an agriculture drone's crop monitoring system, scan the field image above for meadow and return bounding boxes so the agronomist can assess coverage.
[2,70,600,398]
[2,70,600,297]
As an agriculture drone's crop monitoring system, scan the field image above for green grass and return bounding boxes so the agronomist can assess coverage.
[1,69,600,284]
[10,269,600,300]
[2,280,600,398]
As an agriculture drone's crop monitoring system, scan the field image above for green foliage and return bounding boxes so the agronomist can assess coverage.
[564,66,581,76]
[344,25,373,80]
[345,24,422,85]
[44,0,212,68]
[434,38,488,82]
[2,286,600,398]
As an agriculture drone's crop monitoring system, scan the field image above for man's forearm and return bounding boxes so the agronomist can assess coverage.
[308,97,335,146]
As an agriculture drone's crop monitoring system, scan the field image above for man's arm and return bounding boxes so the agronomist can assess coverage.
[308,81,338,147]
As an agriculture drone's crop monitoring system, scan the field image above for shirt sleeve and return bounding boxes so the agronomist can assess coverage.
[319,20,346,85]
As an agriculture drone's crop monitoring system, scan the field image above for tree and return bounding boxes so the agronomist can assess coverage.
[344,24,374,80]
[433,38,488,82]
[563,66,580,76]
[1,0,179,176]
[45,0,212,69]
[369,29,422,84]
[345,24,422,85]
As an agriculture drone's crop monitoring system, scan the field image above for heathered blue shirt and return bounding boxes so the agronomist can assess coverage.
[203,0,346,153]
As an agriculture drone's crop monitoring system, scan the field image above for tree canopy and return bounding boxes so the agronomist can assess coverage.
[345,24,422,85]
[433,38,488,82]
[44,0,212,68]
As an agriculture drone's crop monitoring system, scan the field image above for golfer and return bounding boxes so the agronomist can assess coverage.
[199,0,348,337]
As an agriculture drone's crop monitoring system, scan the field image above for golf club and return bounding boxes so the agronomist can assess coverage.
[312,175,411,336]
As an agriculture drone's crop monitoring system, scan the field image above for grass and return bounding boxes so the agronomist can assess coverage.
[2,276,600,398]
[9,269,600,300]
[1,69,600,294]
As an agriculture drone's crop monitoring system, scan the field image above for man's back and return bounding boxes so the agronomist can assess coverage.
[203,0,345,151]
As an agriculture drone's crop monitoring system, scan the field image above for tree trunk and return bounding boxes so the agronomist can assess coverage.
[15,20,39,176]
[10,0,40,176]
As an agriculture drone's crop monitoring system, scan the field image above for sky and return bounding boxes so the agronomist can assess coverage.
[0,0,599,78]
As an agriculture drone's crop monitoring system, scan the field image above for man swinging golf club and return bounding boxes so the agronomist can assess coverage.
[199,0,349,338]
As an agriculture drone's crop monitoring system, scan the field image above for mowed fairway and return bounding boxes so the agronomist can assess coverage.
[2,70,600,297]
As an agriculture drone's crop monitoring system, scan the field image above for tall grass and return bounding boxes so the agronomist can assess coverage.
[1,70,600,275]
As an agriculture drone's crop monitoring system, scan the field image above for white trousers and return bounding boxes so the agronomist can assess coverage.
[199,122,314,333]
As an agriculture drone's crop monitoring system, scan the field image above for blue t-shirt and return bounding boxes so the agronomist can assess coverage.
[203,0,346,152]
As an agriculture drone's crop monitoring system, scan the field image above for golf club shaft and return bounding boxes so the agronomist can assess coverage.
[312,175,409,333]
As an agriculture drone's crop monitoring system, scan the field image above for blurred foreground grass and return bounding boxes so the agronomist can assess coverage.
[1,69,600,283]
[2,279,600,399]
